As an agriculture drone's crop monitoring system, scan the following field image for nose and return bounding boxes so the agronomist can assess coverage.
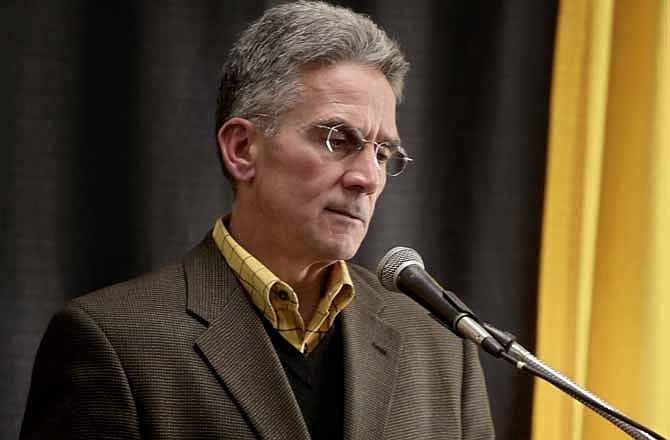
[341,144,384,194]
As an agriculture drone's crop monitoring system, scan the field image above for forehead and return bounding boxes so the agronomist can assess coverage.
[283,62,399,139]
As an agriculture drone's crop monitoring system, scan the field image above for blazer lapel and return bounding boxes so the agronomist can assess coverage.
[341,270,402,440]
[184,237,311,440]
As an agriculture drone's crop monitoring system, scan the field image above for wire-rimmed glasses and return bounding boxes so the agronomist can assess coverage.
[315,123,413,176]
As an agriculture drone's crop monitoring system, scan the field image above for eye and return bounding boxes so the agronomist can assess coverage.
[328,129,350,150]
[375,144,392,163]
[325,125,360,153]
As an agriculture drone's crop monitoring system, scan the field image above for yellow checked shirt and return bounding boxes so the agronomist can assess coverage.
[212,216,354,354]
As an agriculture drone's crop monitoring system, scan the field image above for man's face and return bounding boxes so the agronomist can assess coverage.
[246,62,398,264]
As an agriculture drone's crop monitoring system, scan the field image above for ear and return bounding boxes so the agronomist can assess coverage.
[217,117,259,184]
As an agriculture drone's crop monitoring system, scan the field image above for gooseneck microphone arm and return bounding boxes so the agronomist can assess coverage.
[377,246,666,440]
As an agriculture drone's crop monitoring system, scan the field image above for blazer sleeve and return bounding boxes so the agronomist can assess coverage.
[461,339,496,439]
[20,303,141,440]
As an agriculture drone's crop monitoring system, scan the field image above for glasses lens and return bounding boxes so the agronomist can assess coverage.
[326,125,359,155]
[321,124,412,176]
[385,156,409,176]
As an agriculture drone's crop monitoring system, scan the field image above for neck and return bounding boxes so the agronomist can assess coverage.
[228,208,333,324]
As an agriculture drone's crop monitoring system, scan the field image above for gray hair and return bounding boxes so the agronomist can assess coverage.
[215,0,409,181]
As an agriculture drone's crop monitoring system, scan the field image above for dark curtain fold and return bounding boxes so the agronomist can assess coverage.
[0,1,557,439]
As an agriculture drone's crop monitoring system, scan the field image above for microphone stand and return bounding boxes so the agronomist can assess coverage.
[481,323,665,440]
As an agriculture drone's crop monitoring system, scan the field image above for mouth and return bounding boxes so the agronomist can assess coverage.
[325,207,364,223]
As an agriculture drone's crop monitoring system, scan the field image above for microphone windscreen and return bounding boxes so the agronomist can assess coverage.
[376,246,424,291]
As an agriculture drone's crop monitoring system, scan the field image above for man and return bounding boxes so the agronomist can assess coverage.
[21,2,494,439]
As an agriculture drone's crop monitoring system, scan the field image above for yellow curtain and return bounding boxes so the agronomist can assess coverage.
[533,0,669,439]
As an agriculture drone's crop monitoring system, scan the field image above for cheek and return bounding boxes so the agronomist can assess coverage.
[261,137,324,181]
[258,152,335,211]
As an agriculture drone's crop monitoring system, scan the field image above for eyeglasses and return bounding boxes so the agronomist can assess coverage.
[315,123,413,176]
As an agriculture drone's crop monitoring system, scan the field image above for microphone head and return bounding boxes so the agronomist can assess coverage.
[377,246,425,291]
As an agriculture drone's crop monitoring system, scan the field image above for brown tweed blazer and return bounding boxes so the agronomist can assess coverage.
[21,236,494,439]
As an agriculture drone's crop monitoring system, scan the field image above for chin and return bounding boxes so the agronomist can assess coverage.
[318,237,363,262]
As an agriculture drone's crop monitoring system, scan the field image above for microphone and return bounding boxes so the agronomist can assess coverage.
[377,247,666,440]
[377,246,504,357]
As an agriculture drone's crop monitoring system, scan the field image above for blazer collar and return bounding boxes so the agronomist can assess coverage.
[184,236,311,440]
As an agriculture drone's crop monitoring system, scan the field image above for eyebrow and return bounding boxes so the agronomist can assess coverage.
[312,117,403,148]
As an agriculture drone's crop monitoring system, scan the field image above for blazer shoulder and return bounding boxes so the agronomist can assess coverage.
[347,263,447,324]
[66,235,223,332]
[348,262,465,351]
[72,261,186,313]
